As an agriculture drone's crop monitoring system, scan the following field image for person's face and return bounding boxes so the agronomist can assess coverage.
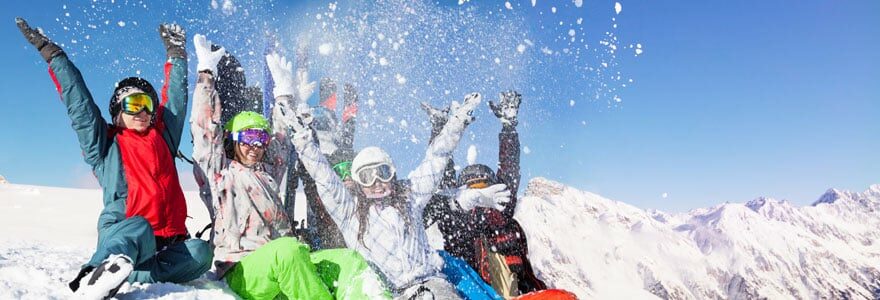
[361,181,393,199]
[116,89,152,132]
[119,110,152,132]
[234,142,265,166]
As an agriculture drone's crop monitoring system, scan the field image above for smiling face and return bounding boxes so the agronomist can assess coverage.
[234,142,265,167]
[114,88,152,132]
[118,110,152,132]
[360,181,393,199]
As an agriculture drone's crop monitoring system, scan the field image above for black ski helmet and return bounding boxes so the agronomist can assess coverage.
[109,77,159,117]
[458,164,497,187]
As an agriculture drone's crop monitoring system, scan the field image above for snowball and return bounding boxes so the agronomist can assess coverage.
[615,2,622,14]
[467,145,478,165]
[318,43,333,55]
[505,2,513,9]
[117,21,126,27]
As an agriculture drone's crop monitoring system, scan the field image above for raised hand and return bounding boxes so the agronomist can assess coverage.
[15,17,62,62]
[488,90,521,127]
[450,92,482,126]
[420,102,450,130]
[295,66,316,107]
[159,23,186,58]
[265,52,295,98]
[193,34,225,75]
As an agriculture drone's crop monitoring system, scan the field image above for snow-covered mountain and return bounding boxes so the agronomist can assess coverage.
[1,179,878,299]
[520,177,880,299]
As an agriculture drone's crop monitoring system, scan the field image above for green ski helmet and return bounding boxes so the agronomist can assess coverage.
[224,111,271,134]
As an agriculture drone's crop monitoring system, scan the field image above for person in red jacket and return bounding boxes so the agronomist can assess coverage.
[16,18,212,299]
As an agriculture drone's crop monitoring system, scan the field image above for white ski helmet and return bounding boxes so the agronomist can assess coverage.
[351,147,396,185]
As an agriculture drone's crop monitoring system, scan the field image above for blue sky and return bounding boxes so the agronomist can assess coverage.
[0,1,877,212]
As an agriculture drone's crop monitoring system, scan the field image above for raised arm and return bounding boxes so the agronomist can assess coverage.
[490,90,522,217]
[189,34,228,218]
[265,52,316,183]
[16,18,108,167]
[408,93,481,212]
[157,24,188,152]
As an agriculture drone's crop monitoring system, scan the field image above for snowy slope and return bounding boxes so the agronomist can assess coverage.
[519,177,880,299]
[2,178,879,299]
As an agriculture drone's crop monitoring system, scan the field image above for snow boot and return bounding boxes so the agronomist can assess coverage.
[75,254,133,300]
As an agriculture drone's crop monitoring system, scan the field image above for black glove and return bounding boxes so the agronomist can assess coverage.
[159,23,186,59]
[15,17,63,62]
[489,90,521,129]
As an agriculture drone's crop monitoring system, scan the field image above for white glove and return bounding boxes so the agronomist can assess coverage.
[296,66,317,105]
[193,34,225,74]
[266,52,295,98]
[450,92,481,126]
[456,184,511,211]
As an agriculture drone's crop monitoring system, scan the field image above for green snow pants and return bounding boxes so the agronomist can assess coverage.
[225,237,390,300]
[85,216,213,284]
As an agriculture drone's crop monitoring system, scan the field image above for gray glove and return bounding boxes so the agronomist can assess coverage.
[159,24,186,59]
[15,17,63,62]
[489,90,521,128]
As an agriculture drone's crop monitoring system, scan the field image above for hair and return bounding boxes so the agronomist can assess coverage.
[350,179,413,249]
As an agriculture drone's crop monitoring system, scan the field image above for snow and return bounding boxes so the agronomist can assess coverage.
[467,145,478,165]
[505,2,512,10]
[615,2,623,14]
[116,21,125,27]
[318,43,333,55]
[2,178,879,299]
[519,177,880,299]
[573,0,583,8]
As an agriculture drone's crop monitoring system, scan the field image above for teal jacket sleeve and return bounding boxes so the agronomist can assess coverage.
[159,57,188,153]
[48,54,109,167]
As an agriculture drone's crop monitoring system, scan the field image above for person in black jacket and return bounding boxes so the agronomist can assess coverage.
[422,90,546,298]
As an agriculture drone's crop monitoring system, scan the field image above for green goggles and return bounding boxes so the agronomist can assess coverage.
[332,161,353,180]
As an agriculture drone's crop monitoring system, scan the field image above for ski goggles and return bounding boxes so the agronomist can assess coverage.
[353,163,396,186]
[466,179,491,189]
[332,161,353,180]
[120,93,155,115]
[230,128,271,147]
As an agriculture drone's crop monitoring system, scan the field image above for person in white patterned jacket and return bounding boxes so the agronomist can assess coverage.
[288,89,490,299]
[190,34,388,300]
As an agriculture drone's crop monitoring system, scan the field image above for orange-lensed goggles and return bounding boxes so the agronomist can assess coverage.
[466,179,490,189]
[121,93,155,115]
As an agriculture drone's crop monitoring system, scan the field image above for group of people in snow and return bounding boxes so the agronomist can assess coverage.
[16,19,575,300]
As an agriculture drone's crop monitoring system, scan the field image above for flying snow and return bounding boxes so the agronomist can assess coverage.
[467,145,478,165]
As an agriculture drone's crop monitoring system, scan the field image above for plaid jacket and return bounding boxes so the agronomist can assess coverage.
[293,111,470,290]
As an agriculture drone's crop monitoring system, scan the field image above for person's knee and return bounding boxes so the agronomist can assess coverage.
[185,239,214,271]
